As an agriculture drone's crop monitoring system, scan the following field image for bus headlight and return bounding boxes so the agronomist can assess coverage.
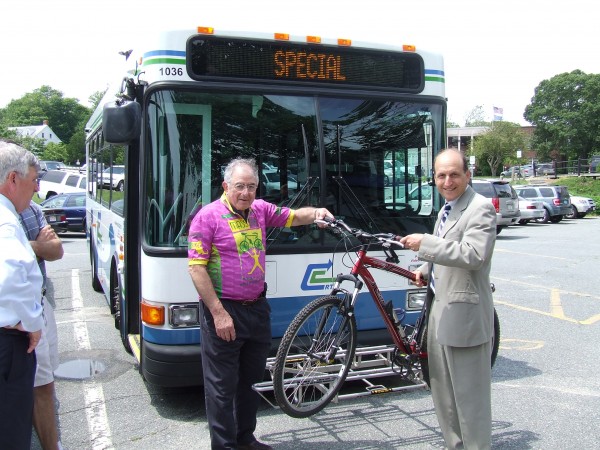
[406,290,427,310]
[170,304,200,327]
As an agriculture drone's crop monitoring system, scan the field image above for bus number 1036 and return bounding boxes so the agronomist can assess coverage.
[159,67,184,76]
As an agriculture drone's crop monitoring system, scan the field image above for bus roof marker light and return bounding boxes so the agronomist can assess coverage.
[337,38,352,47]
[197,26,214,34]
[403,44,416,52]
[274,33,290,41]
[307,36,321,44]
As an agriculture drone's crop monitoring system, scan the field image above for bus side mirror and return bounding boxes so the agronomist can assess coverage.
[103,101,141,144]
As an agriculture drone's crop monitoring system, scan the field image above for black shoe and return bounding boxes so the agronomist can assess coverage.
[237,440,273,450]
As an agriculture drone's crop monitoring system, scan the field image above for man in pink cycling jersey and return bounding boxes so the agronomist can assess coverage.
[188,157,332,450]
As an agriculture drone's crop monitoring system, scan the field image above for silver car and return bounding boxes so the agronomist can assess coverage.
[517,196,545,224]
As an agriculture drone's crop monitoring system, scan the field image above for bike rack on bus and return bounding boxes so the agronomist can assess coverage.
[253,344,427,409]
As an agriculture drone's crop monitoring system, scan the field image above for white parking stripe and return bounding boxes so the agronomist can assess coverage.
[71,269,114,450]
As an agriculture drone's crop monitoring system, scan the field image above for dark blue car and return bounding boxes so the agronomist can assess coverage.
[40,192,86,233]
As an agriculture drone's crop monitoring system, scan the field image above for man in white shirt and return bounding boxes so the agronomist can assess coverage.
[0,139,44,449]
[20,200,64,450]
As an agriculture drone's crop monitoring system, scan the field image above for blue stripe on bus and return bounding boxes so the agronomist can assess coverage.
[143,50,186,58]
[425,69,445,76]
[143,325,200,345]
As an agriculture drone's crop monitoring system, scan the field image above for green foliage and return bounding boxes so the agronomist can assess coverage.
[0,85,91,144]
[41,142,69,162]
[465,105,491,127]
[88,90,107,111]
[0,129,47,157]
[472,121,527,177]
[65,130,87,165]
[524,70,600,161]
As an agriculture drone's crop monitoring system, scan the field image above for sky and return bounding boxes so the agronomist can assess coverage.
[2,0,599,126]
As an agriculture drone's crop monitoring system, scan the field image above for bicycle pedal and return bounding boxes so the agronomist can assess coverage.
[366,385,392,395]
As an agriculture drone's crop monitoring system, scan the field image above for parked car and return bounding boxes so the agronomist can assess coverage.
[37,170,86,200]
[517,196,545,224]
[500,165,532,178]
[39,160,67,172]
[514,184,571,223]
[471,179,520,234]
[566,195,596,219]
[536,163,555,176]
[99,165,125,191]
[40,192,86,233]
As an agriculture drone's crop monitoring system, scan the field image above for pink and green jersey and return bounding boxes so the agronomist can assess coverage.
[188,193,294,300]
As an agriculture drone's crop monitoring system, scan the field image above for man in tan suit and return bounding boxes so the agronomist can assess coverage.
[399,149,496,449]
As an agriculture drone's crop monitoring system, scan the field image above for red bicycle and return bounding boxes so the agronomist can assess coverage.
[272,218,500,418]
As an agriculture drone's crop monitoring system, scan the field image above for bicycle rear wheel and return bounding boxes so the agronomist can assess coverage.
[273,295,357,418]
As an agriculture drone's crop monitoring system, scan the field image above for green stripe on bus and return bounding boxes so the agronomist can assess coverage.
[425,76,445,83]
[143,58,186,66]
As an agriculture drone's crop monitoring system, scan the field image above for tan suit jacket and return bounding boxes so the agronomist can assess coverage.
[417,185,497,347]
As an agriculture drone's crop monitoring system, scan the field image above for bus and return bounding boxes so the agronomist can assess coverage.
[85,27,446,387]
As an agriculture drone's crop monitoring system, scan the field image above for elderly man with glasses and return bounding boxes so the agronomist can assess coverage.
[188,157,332,450]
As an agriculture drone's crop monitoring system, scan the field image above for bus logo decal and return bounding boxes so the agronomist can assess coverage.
[301,260,336,291]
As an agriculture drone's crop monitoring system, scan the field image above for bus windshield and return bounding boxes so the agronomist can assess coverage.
[144,89,442,250]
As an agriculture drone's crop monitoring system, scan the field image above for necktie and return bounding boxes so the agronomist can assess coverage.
[431,203,451,294]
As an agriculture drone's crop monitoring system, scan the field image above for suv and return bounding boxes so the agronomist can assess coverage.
[513,185,571,223]
[99,165,125,191]
[471,179,520,234]
[566,195,596,219]
[535,163,555,176]
[38,170,86,200]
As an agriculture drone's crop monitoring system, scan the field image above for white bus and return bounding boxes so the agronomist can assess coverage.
[85,26,446,387]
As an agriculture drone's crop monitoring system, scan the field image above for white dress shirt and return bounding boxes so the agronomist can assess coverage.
[0,194,43,332]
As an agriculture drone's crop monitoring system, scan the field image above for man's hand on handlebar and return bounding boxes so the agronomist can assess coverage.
[398,233,424,252]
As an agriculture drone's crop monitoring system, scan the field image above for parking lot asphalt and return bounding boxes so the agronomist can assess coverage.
[38,217,600,449]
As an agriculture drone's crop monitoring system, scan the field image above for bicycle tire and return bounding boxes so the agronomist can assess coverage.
[491,307,500,366]
[419,306,500,386]
[273,295,357,418]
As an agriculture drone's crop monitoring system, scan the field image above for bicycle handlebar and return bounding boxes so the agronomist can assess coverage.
[315,217,405,248]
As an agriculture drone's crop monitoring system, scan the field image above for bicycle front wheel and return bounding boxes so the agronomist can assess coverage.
[273,295,357,418]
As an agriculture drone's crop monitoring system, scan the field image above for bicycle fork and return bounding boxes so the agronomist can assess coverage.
[308,274,362,363]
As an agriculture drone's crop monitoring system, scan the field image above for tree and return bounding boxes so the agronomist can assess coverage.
[524,70,600,161]
[464,105,491,127]
[88,90,107,112]
[0,86,91,144]
[472,121,527,176]
[65,130,87,165]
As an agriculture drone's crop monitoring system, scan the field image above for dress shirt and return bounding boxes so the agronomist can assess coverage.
[0,194,44,332]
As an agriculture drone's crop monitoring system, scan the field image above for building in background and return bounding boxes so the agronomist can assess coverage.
[8,120,62,145]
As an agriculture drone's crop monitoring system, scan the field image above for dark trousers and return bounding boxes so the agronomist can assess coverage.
[200,299,272,450]
[0,330,37,450]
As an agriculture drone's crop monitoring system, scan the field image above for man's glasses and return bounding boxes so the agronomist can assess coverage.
[232,183,258,193]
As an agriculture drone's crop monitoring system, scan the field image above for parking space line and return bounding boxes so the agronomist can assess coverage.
[491,276,600,301]
[71,269,114,450]
[495,299,579,324]
[550,288,565,319]
[494,248,576,262]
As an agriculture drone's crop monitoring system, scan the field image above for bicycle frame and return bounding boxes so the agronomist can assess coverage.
[326,236,427,363]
